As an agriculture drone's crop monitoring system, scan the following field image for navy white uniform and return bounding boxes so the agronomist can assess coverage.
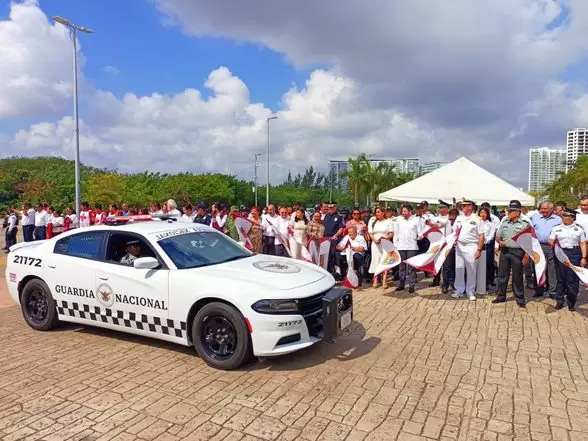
[549,218,587,310]
[453,206,484,299]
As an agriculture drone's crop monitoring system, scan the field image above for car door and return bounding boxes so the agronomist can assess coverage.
[45,230,108,320]
[91,232,171,338]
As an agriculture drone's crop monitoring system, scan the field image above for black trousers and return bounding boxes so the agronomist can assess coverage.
[556,248,581,307]
[4,228,17,249]
[497,247,525,303]
[23,225,34,242]
[486,240,495,286]
[398,250,418,288]
[328,238,339,274]
[535,244,558,296]
[336,252,365,283]
[442,248,456,288]
[34,226,46,240]
[262,236,276,255]
[275,244,288,257]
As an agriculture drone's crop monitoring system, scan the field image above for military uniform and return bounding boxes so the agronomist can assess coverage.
[549,210,587,311]
[453,200,484,299]
[494,203,530,306]
[120,253,137,265]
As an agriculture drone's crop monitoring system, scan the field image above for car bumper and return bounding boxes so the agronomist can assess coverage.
[248,287,353,357]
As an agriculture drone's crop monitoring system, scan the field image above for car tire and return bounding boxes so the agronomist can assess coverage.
[192,302,252,370]
[20,279,58,331]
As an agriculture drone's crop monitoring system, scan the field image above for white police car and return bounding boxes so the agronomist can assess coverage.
[5,217,353,370]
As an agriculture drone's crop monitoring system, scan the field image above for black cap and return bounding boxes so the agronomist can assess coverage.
[416,204,424,210]
[196,203,206,209]
[562,208,577,218]
[438,200,450,208]
[421,200,429,206]
[507,201,522,212]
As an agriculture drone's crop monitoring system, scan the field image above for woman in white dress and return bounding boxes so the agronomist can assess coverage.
[290,208,308,260]
[368,207,394,288]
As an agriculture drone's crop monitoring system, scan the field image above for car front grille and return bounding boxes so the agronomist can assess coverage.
[297,291,327,338]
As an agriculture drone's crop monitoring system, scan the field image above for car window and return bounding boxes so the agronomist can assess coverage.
[105,233,157,265]
[158,231,251,269]
[54,231,107,260]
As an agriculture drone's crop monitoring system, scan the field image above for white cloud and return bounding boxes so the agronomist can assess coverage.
[0,0,86,119]
[3,0,588,189]
[102,65,120,75]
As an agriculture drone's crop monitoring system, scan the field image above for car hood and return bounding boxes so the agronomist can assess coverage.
[186,254,331,291]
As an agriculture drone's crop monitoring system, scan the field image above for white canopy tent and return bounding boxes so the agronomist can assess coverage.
[378,157,535,206]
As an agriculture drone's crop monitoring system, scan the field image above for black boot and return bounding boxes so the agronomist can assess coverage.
[555,299,565,310]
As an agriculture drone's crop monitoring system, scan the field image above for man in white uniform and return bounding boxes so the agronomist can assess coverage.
[429,200,451,287]
[452,199,485,300]
[576,195,588,233]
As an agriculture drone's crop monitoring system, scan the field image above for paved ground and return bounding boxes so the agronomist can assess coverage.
[0,275,587,441]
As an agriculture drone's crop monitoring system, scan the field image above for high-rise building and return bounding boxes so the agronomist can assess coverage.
[528,147,566,192]
[420,161,447,175]
[328,160,349,191]
[566,128,588,171]
[368,158,420,174]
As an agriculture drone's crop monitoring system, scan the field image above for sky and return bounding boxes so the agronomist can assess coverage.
[2,0,588,189]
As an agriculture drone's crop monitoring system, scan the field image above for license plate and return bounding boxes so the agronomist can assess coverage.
[340,310,352,330]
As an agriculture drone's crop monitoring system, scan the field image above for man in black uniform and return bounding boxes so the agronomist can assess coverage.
[493,201,530,307]
[193,203,212,225]
[323,202,345,275]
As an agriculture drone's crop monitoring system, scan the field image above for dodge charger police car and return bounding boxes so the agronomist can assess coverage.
[5,218,353,370]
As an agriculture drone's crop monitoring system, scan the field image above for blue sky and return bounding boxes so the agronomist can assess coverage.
[0,0,313,109]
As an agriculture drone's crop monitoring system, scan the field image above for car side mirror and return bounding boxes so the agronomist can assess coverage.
[133,257,160,270]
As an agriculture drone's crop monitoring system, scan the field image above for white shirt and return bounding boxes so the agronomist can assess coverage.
[290,212,310,223]
[67,213,78,229]
[52,216,65,233]
[433,214,452,236]
[275,216,290,245]
[79,210,91,228]
[21,208,35,226]
[34,210,47,227]
[168,208,182,219]
[338,234,367,255]
[46,213,55,225]
[575,211,588,234]
[7,214,17,232]
[367,217,393,240]
[94,212,107,225]
[549,223,586,249]
[480,219,496,245]
[454,214,484,244]
[393,216,423,251]
[180,213,195,222]
[261,214,279,237]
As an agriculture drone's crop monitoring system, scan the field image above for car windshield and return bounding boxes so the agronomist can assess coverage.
[157,231,252,269]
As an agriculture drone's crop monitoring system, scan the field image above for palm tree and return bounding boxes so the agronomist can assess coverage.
[343,154,368,206]
[545,156,588,205]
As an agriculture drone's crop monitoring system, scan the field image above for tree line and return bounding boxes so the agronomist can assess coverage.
[542,155,588,206]
[0,156,415,211]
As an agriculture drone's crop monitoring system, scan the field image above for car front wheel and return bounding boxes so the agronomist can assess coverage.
[20,279,58,331]
[192,302,252,370]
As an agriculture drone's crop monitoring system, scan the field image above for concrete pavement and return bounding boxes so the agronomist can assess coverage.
[0,280,587,440]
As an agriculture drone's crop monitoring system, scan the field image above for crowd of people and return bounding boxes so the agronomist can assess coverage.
[3,195,587,310]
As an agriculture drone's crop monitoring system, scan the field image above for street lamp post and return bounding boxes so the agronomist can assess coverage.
[52,16,93,217]
[266,116,278,207]
[254,153,262,207]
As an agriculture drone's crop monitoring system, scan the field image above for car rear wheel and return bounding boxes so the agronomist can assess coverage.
[192,302,252,370]
[20,279,58,331]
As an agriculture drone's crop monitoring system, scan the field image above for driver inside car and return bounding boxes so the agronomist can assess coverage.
[120,239,141,265]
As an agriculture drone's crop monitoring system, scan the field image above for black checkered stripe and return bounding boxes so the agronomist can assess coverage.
[57,301,188,339]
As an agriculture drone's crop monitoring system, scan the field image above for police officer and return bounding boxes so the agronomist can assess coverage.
[193,203,212,225]
[120,239,141,265]
[548,208,587,311]
[493,201,530,307]
[323,202,345,274]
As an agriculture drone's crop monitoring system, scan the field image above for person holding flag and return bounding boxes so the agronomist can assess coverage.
[429,199,452,287]
[493,201,530,307]
[548,208,587,311]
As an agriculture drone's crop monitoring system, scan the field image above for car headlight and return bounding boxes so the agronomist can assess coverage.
[251,299,299,314]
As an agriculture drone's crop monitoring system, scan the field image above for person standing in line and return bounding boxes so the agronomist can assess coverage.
[429,200,452,287]
[323,203,345,274]
[290,208,309,260]
[367,207,394,289]
[493,201,530,308]
[21,203,35,242]
[33,204,47,240]
[452,199,485,301]
[549,208,587,311]
[180,204,195,222]
[553,201,567,218]
[261,204,279,255]
[393,204,423,293]
[4,209,18,252]
[575,195,588,233]
[247,206,263,254]
[441,208,460,294]
[51,210,65,237]
[476,207,496,295]
[529,201,561,299]
[275,207,292,257]
[193,203,211,225]
[480,202,500,287]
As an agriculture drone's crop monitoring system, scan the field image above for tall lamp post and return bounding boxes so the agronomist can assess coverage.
[254,153,262,207]
[266,116,278,207]
[53,16,93,217]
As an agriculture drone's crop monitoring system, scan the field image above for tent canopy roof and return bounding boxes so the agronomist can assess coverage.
[378,157,535,206]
